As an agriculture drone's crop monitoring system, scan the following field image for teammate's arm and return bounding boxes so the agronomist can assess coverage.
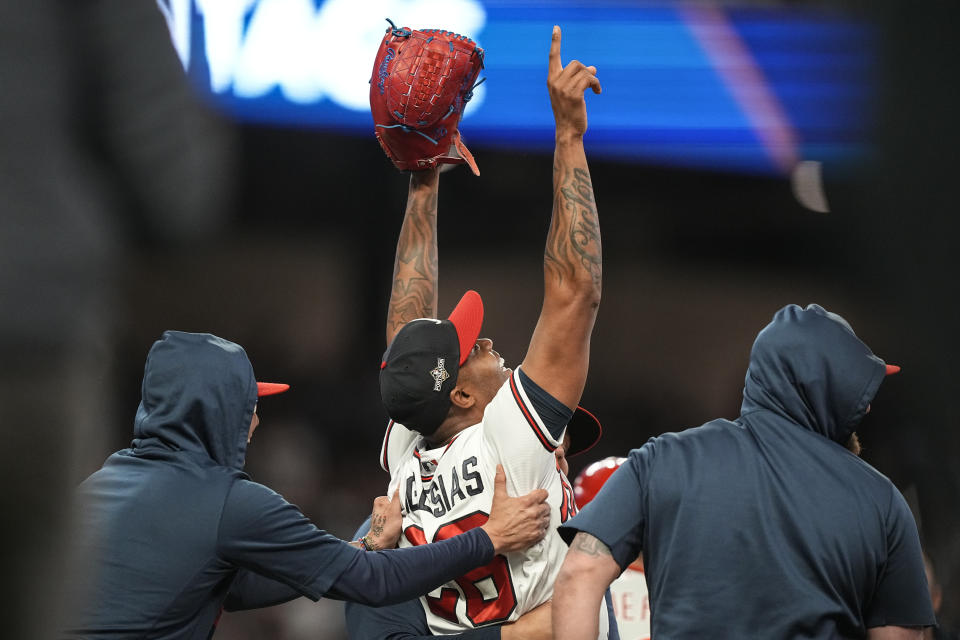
[224,570,302,611]
[864,488,935,632]
[218,474,549,607]
[345,519,507,640]
[224,489,403,609]
[386,167,440,346]
[552,533,621,640]
[521,26,603,410]
[346,595,550,640]
[866,628,924,639]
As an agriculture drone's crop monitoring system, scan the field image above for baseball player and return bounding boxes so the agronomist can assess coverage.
[369,23,609,638]
[574,458,649,640]
[346,423,611,640]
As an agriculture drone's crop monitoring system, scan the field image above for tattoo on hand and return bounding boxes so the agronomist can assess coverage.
[571,532,613,558]
[371,513,386,540]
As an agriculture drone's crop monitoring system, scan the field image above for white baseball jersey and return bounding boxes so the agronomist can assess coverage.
[609,564,650,640]
[380,366,609,637]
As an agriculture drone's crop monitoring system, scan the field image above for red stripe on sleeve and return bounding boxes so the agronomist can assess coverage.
[509,373,557,453]
[382,420,395,471]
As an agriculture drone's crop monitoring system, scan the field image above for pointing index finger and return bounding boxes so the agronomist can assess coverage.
[548,25,562,74]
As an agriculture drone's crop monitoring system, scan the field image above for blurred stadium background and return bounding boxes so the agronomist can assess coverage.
[2,0,957,638]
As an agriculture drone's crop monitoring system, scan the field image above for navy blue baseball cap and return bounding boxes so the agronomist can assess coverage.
[380,291,484,435]
[566,406,602,458]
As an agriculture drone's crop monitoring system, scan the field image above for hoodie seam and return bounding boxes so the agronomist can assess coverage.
[215,479,235,554]
[881,482,895,566]
[843,364,886,434]
[865,484,897,628]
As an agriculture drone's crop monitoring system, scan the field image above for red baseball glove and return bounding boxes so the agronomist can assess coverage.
[370,19,484,175]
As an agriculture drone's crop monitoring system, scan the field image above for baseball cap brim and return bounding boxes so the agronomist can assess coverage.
[257,382,290,397]
[566,406,602,458]
[447,290,484,365]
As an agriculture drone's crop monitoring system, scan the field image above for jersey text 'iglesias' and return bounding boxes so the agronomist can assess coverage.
[381,367,608,636]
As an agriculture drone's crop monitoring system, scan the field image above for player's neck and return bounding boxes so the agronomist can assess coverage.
[426,414,477,448]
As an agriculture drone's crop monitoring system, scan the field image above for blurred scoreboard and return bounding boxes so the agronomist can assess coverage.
[158,0,876,175]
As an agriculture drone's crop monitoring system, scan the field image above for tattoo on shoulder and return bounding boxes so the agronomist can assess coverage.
[571,532,613,558]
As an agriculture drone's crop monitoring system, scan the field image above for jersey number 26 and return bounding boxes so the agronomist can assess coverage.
[404,511,517,626]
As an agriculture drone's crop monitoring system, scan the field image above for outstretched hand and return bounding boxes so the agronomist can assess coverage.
[547,25,601,139]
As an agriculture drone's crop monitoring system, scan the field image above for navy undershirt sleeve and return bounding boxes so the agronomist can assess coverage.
[327,528,494,606]
[518,368,573,441]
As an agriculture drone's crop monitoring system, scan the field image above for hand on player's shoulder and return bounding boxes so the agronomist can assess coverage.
[482,465,551,554]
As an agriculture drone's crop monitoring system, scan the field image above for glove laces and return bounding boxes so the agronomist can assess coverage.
[463,76,486,104]
[384,18,411,38]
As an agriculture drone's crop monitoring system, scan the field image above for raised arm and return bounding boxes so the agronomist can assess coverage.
[866,628,924,640]
[521,26,603,409]
[386,168,441,346]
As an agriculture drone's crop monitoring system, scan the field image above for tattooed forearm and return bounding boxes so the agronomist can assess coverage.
[570,532,613,558]
[386,182,439,343]
[545,161,602,290]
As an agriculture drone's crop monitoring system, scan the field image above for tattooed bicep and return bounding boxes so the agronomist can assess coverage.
[570,532,613,558]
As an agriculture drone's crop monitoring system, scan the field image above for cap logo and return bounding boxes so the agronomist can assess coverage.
[430,358,449,391]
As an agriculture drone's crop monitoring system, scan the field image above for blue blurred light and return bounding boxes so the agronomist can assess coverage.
[158,0,875,175]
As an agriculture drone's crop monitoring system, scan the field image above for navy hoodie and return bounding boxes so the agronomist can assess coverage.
[65,331,495,640]
[562,304,935,638]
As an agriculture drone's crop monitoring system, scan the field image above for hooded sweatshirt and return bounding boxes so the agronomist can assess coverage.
[562,304,935,638]
[65,331,495,640]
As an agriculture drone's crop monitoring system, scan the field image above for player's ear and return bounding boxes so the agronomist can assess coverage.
[450,385,475,410]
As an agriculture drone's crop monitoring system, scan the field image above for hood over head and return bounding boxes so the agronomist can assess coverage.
[741,304,889,445]
[133,331,257,469]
